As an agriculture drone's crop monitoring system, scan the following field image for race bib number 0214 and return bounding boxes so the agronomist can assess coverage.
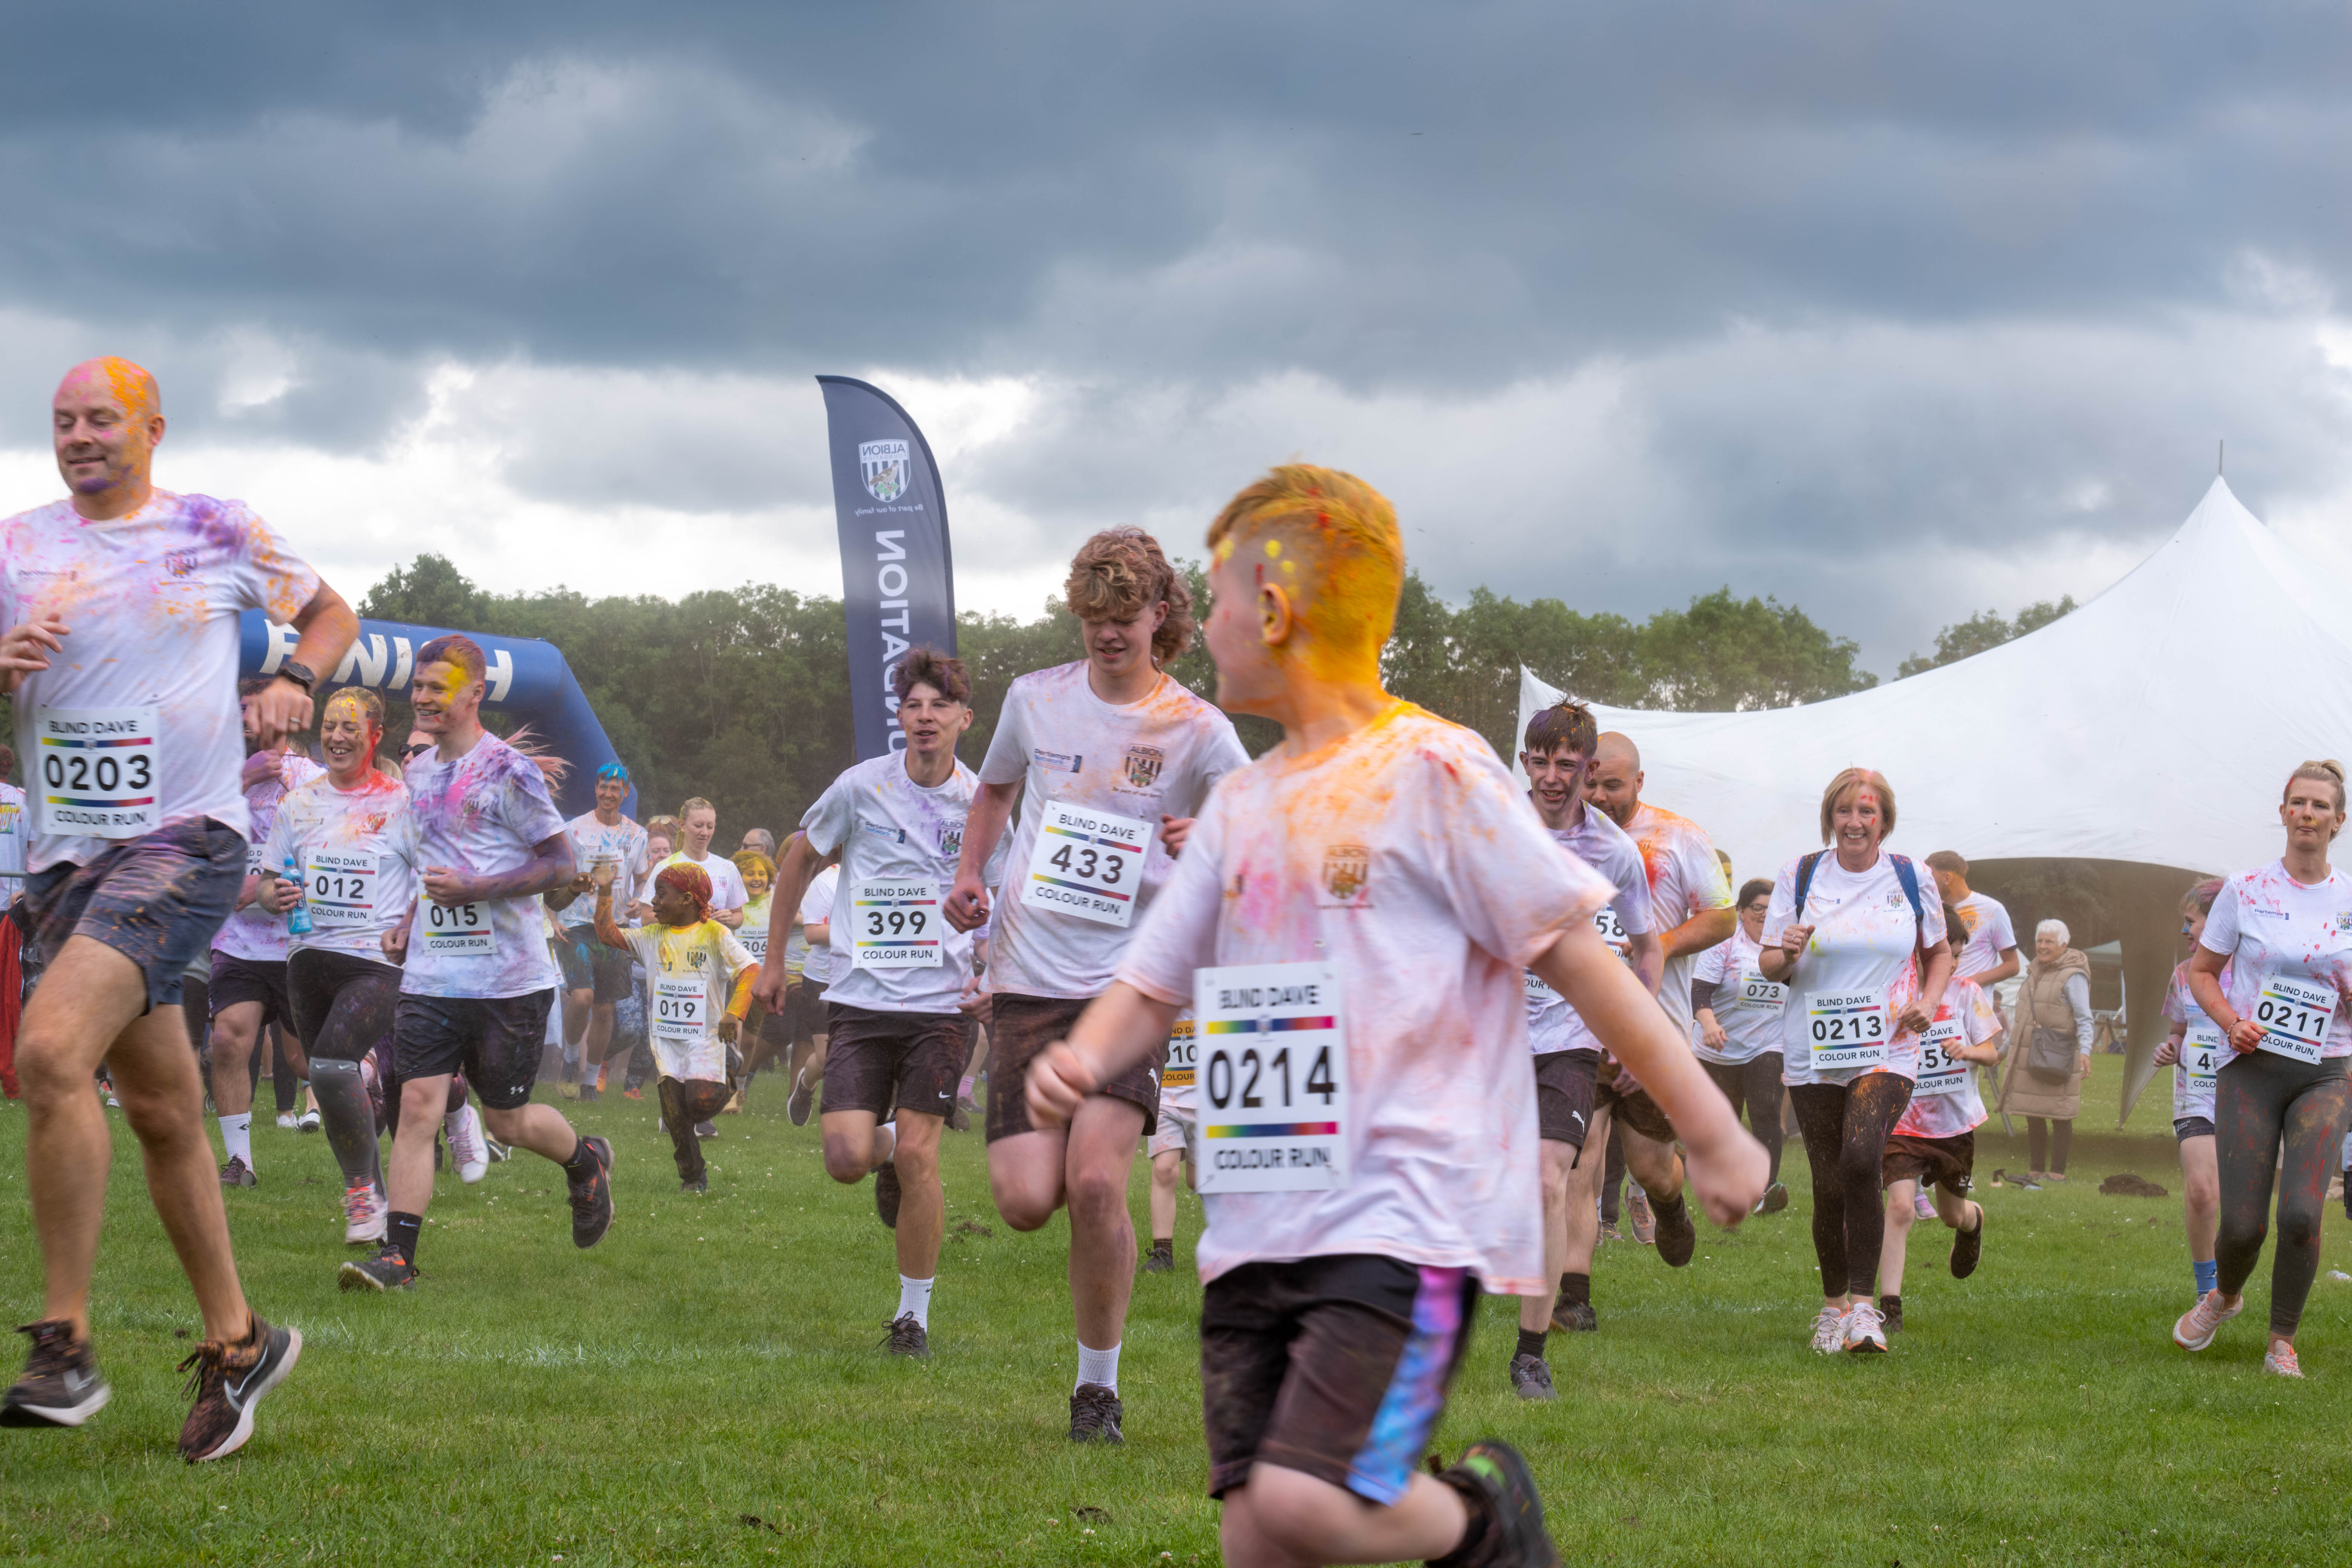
[420,900,495,956]
[304,851,378,929]
[1805,988,1889,1070]
[851,880,942,969]
[1914,1017,1968,1098]
[2254,974,2336,1065]
[35,706,160,839]
[1019,801,1152,927]
[1194,962,1347,1194]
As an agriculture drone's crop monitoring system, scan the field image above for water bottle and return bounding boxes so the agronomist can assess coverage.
[283,852,313,936]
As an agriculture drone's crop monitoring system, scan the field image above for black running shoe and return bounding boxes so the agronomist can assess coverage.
[1950,1206,1984,1279]
[1436,1440,1562,1568]
[219,1156,257,1189]
[568,1135,615,1248]
[1549,1300,1597,1334]
[1141,1243,1175,1274]
[178,1312,301,1462]
[1755,1181,1790,1215]
[0,1320,110,1428]
[1069,1382,1124,1442]
[1507,1353,1556,1402]
[874,1162,902,1230]
[787,1071,816,1127]
[694,1120,717,1139]
[881,1313,929,1359]
[1880,1295,1904,1334]
[578,1084,600,1103]
[1652,1193,1696,1268]
[946,1101,971,1133]
[338,1246,419,1292]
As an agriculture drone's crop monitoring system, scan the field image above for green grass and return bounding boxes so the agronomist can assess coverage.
[2,1051,2348,1566]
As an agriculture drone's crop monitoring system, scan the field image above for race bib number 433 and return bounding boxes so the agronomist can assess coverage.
[2254,974,2336,1065]
[35,706,160,839]
[1805,989,1889,1070]
[1194,963,1347,1194]
[1020,801,1152,927]
[851,880,942,968]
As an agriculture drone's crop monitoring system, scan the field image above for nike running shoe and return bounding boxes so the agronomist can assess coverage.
[957,1092,983,1120]
[178,1312,301,1462]
[1950,1207,1984,1279]
[1436,1440,1562,1568]
[1070,1382,1124,1442]
[1550,1300,1597,1334]
[219,1156,257,1189]
[1507,1353,1557,1402]
[2264,1341,2304,1378]
[0,1320,110,1429]
[1842,1300,1888,1354]
[1809,1304,1850,1355]
[1756,1181,1789,1215]
[1141,1243,1176,1274]
[1652,1193,1695,1268]
[881,1314,930,1359]
[338,1246,419,1292]
[343,1179,389,1246]
[1626,1187,1656,1245]
[875,1162,902,1230]
[787,1071,816,1127]
[620,1086,643,1102]
[296,1110,322,1134]
[2173,1289,2243,1352]
[568,1136,616,1248]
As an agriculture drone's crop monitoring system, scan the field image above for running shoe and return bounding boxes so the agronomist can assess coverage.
[1950,1207,1984,1279]
[1070,1382,1124,1442]
[1913,1190,1938,1222]
[787,1071,816,1127]
[1550,1300,1597,1334]
[1598,1223,1622,1244]
[484,1136,510,1164]
[447,1103,489,1185]
[695,1121,718,1139]
[881,1314,930,1359]
[296,1109,321,1134]
[2264,1341,2304,1379]
[2172,1289,2243,1352]
[1436,1440,1562,1568]
[577,1084,600,1103]
[1141,1242,1176,1274]
[1652,1193,1695,1268]
[104,1093,120,1109]
[957,1092,983,1120]
[338,1246,419,1292]
[1758,1181,1789,1214]
[219,1156,257,1189]
[1842,1300,1889,1354]
[1809,1304,1850,1355]
[946,1100,971,1133]
[1626,1187,1656,1245]
[0,1320,110,1429]
[557,1081,581,1101]
[722,1090,744,1115]
[1508,1353,1557,1402]
[178,1312,301,1462]
[875,1162,902,1230]
[620,1086,643,1102]
[275,1112,297,1131]
[342,1179,388,1246]
[568,1135,616,1248]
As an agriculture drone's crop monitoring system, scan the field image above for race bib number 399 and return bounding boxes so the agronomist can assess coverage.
[851,880,942,968]
[1805,988,1889,1070]
[1019,801,1152,927]
[35,706,160,839]
[1194,962,1347,1194]
[2254,974,2336,1065]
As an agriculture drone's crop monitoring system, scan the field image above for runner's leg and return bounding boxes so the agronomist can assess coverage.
[1880,1177,1917,1300]
[1521,1136,1579,1335]
[209,999,263,1170]
[1148,1147,1181,1247]
[1745,1052,1786,1185]
[1787,1083,1851,1306]
[2179,1132,2219,1296]
[1064,1094,1146,1383]
[1837,1073,1912,1302]
[2214,1059,2286,1307]
[2264,1072,2350,1343]
[890,1110,947,1287]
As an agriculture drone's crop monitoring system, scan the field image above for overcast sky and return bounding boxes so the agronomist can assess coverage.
[3,3,2347,674]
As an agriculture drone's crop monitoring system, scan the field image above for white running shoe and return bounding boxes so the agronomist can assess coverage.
[447,1103,490,1185]
[1810,1305,1850,1355]
[296,1109,322,1134]
[1913,1191,1937,1222]
[2172,1289,2243,1352]
[343,1179,388,1245]
[1842,1300,1889,1354]
[2264,1341,2304,1378]
[276,1112,298,1130]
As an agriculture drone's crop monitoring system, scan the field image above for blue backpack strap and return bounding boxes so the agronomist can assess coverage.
[1793,850,1825,921]
[1890,853,1930,980]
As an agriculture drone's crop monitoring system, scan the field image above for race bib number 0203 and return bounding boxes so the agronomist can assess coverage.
[1914,1017,1968,1098]
[2254,974,2336,1065]
[420,900,496,956]
[1019,801,1152,927]
[1194,962,1347,1194]
[851,880,942,969]
[1805,988,1889,1071]
[305,851,378,929]
[35,706,160,839]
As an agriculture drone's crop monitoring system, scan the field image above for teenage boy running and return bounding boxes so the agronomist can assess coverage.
[545,762,649,1101]
[1027,466,1764,1568]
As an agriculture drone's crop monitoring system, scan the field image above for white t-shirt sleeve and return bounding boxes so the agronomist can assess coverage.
[2200,881,2242,958]
[977,689,1032,787]
[501,767,570,858]
[1759,858,1801,951]
[1694,939,1729,988]
[228,508,325,623]
[1116,794,1229,1007]
[717,927,757,983]
[800,778,856,859]
[1986,900,2017,954]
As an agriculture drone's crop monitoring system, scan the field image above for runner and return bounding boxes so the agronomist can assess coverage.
[0,745,26,1101]
[1141,1012,1196,1274]
[2148,879,2227,1310]
[1025,464,1764,1568]
[1758,767,1951,1355]
[752,649,1003,1359]
[0,358,347,1455]
[2171,761,2352,1377]
[1924,851,2020,986]
[1874,904,1997,1332]
[338,634,611,1292]
[545,763,649,1104]
[1691,878,1791,1214]
[943,525,1249,1442]
[730,848,780,1106]
[740,828,778,859]
[663,798,747,931]
[782,859,840,1126]
[1507,698,1660,1398]
[260,686,417,1246]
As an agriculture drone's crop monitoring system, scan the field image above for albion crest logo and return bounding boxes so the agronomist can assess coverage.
[164,548,201,578]
[939,825,965,861]
[1320,843,1372,907]
[1122,746,1164,790]
[860,439,911,503]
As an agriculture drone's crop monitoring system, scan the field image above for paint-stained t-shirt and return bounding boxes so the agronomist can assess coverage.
[2162,958,2234,1121]
[263,770,420,961]
[662,850,747,913]
[1952,892,2018,980]
[1,491,322,871]
[1623,802,1733,1043]
[614,919,755,1082]
[2199,860,2352,1060]
[0,782,24,905]
[791,866,841,985]
[1524,805,1653,1057]
[1761,851,1947,1088]
[557,813,650,930]
[1893,976,1999,1140]
[400,732,570,1000]
[213,750,327,962]
[1691,927,1787,1066]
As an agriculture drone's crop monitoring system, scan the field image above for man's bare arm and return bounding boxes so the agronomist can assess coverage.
[945,779,1020,931]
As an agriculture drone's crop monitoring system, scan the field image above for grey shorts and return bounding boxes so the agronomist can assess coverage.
[19,817,243,1012]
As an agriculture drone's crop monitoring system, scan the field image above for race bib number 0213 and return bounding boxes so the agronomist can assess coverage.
[420,900,495,956]
[851,880,942,969]
[2254,974,2336,1065]
[35,706,160,839]
[1019,801,1152,927]
[1914,1017,1968,1098]
[1194,962,1347,1194]
[304,851,378,929]
[1805,989,1889,1070]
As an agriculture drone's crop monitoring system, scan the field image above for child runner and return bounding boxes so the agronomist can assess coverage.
[1025,465,1764,1568]
[2149,879,2228,1311]
[1140,1012,1197,1274]
[731,848,783,1106]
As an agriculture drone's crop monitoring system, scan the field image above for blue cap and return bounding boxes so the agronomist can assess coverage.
[596,761,631,783]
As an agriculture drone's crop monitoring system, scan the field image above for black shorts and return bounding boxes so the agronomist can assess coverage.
[1533,1050,1597,1148]
[821,1003,968,1121]
[1201,1255,1479,1505]
[392,990,555,1112]
[555,928,635,1004]
[19,816,243,1012]
[1596,1057,1677,1144]
[210,952,294,1031]
[2174,1115,2216,1142]
[783,978,829,1040]
[1882,1130,1975,1194]
[987,992,1158,1141]
[288,948,403,1063]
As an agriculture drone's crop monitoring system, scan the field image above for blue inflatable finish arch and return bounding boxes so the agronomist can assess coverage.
[238,609,631,821]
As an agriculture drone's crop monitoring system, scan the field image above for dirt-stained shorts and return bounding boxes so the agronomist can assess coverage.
[1533,1049,1597,1148]
[822,1002,968,1121]
[209,952,293,1030]
[1200,1254,1479,1505]
[19,817,244,1013]
[986,992,1159,1141]
[1147,1103,1197,1162]
[1596,1055,1677,1144]
[392,990,554,1112]
[1882,1130,1975,1194]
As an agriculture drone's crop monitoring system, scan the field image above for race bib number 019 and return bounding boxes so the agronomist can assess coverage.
[2181,1021,2224,1096]
[1195,962,1347,1194]
[1020,801,1152,927]
[421,900,495,956]
[1914,1018,1968,1098]
[1805,989,1889,1070]
[851,880,942,969]
[1162,1016,1197,1089]
[305,851,378,929]
[652,975,706,1041]
[2254,974,2336,1065]
[35,706,160,839]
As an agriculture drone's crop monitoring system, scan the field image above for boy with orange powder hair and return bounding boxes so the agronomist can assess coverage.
[1027,465,1765,1568]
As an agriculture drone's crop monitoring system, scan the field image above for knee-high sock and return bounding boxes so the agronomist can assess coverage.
[310,1058,383,1191]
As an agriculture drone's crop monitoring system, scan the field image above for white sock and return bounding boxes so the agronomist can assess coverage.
[896,1275,934,1329]
[219,1112,252,1167]
[875,1119,898,1168]
[1076,1340,1121,1393]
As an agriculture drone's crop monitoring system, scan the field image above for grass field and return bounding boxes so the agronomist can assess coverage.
[3,1051,2350,1566]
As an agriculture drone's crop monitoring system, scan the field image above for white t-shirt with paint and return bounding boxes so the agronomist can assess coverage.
[1761,851,1948,1088]
[400,732,570,1000]
[1623,802,1733,1044]
[2199,860,2352,1061]
[557,812,651,931]
[213,752,328,963]
[614,918,756,1082]
[1524,804,1654,1057]
[1952,891,2018,980]
[0,782,25,905]
[662,849,747,913]
[263,769,420,962]
[1893,976,1999,1141]
[1691,926,1788,1066]
[2162,958,2234,1122]
[791,865,841,986]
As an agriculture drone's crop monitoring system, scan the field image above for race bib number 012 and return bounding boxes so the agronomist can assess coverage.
[1805,989,1889,1070]
[1914,1017,1968,1098]
[305,851,378,929]
[652,975,706,1041]
[1020,801,1152,927]
[35,706,160,839]
[2254,974,2336,1065]
[851,880,942,968]
[2181,1021,2224,1096]
[421,900,495,955]
[1195,962,1347,1194]
[1162,1016,1197,1089]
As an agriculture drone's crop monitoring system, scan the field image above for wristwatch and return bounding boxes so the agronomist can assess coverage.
[277,660,317,693]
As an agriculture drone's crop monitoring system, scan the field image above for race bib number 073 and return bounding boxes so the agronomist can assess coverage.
[851,880,942,969]
[2254,974,2335,1065]
[1194,962,1347,1194]
[35,706,160,839]
[1805,988,1889,1070]
[1019,801,1152,928]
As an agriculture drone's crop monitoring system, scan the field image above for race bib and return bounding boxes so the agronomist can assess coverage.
[1914,1017,1968,1097]
[1524,969,1560,1004]
[1593,904,1632,960]
[742,930,769,962]
[2180,1020,2225,1096]
[652,974,707,1041]
[1163,1016,1197,1089]
[851,880,942,969]
[1194,962,1348,1193]
[2254,974,2336,1065]
[305,850,378,929]
[36,707,161,838]
[1805,988,1889,1070]
[420,899,496,956]
[1019,801,1152,927]
[1738,969,1788,1009]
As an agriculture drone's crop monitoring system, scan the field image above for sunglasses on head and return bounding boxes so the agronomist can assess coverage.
[400,742,432,760]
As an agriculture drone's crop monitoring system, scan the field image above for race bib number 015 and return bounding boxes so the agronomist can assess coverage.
[2254,974,2336,1065]
[1162,1016,1197,1089]
[1914,1017,1968,1098]
[652,975,707,1041]
[305,851,378,929]
[1805,989,1889,1070]
[1194,962,1347,1194]
[1020,801,1152,927]
[2181,1021,2224,1096]
[851,880,942,968]
[421,900,495,955]
[35,706,160,839]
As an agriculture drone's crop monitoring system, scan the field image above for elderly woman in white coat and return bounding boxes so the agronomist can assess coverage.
[1997,918,2096,1187]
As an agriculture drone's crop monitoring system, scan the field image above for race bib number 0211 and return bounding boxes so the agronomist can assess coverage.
[304,851,378,929]
[851,880,942,969]
[1194,962,1347,1194]
[1805,989,1889,1070]
[1914,1017,1968,1098]
[421,900,495,956]
[35,706,160,839]
[1019,801,1152,927]
[2254,974,2336,1065]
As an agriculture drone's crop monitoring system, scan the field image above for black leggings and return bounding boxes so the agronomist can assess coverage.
[1788,1074,1913,1299]
[2215,1052,2352,1337]
[1703,1053,1785,1185]
[2027,1116,2072,1174]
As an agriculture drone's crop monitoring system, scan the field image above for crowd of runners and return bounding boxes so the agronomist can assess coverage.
[3,358,2349,1565]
